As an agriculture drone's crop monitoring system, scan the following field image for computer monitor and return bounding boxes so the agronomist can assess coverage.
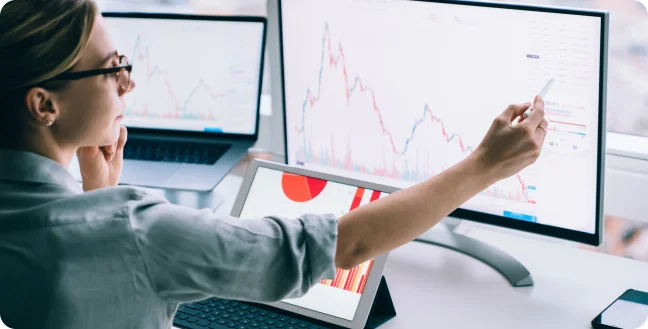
[107,14,265,135]
[277,0,608,247]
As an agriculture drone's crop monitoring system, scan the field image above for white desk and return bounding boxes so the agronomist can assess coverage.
[170,163,648,329]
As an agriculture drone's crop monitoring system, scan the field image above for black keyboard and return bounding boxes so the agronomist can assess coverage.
[173,297,331,329]
[124,140,230,165]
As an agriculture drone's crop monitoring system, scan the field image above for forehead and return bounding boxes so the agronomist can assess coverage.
[74,15,116,70]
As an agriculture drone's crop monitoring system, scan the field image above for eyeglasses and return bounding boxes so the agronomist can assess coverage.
[47,51,132,90]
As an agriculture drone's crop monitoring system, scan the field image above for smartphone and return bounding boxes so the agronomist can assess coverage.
[592,289,648,329]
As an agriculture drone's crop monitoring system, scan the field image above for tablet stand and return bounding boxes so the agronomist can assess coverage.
[415,224,534,287]
[364,276,396,329]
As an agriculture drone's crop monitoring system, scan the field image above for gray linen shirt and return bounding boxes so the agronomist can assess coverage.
[0,149,338,329]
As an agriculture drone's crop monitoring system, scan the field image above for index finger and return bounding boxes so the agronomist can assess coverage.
[116,126,128,151]
[521,95,545,128]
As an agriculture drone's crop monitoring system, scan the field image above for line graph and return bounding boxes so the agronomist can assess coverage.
[105,16,265,134]
[125,35,232,120]
[292,23,532,203]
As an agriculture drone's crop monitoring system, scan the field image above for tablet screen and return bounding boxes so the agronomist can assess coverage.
[239,166,389,321]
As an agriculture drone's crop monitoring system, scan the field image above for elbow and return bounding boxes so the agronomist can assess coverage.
[334,242,367,270]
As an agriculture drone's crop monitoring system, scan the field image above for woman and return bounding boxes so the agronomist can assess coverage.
[0,0,548,328]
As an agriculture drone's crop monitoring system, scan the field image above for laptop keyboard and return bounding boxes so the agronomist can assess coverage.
[173,298,331,329]
[124,140,231,165]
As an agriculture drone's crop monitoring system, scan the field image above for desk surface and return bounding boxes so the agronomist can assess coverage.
[168,157,648,329]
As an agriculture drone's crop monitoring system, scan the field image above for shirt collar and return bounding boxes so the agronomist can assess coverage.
[0,149,83,194]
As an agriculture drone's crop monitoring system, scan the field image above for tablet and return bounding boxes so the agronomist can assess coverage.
[230,159,398,329]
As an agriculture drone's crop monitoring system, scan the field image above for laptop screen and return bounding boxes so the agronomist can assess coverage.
[104,16,265,135]
[239,166,390,321]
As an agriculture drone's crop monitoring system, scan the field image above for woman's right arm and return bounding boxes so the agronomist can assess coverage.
[335,96,548,269]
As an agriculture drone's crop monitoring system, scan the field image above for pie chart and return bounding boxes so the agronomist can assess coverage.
[282,173,328,202]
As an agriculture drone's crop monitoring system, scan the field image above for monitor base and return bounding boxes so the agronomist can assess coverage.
[415,225,534,287]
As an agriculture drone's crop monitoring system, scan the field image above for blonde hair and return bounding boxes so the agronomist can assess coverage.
[0,0,98,94]
[0,0,97,142]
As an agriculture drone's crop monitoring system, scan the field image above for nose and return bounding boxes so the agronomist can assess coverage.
[127,79,136,92]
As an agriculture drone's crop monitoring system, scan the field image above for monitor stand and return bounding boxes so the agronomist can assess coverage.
[415,222,534,287]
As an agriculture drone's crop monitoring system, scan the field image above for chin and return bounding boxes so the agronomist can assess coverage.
[100,126,122,146]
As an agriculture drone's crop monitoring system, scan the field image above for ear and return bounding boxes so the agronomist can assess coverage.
[24,87,59,126]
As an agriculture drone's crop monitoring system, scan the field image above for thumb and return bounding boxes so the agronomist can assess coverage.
[77,146,100,160]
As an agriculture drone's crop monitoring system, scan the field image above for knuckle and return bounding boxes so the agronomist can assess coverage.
[494,116,508,126]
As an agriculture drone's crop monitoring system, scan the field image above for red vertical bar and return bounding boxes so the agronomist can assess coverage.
[332,269,342,288]
[358,260,374,293]
[357,275,366,294]
[344,267,357,291]
[369,190,381,202]
[349,188,365,211]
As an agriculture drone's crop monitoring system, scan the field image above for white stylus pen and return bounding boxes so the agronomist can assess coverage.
[523,77,555,119]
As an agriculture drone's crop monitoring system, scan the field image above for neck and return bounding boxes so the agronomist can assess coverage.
[3,129,76,168]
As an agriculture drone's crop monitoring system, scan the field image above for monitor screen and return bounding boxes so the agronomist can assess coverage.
[281,0,605,240]
[239,166,389,321]
[104,16,265,135]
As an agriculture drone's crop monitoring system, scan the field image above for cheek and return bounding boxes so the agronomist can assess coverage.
[59,82,123,145]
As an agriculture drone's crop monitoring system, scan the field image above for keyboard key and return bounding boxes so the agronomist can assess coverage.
[268,314,279,319]
[227,308,237,313]
[240,305,250,310]
[178,308,200,316]
[259,311,268,316]
[289,320,299,325]
[210,297,221,303]
[208,316,218,322]
[238,327,247,329]
[203,308,213,313]
[278,317,289,322]
[197,300,210,305]
[222,314,232,319]
[237,311,247,316]
[208,303,218,308]
[187,316,199,323]
[299,324,310,328]
[250,324,260,328]
[227,322,237,328]
[176,313,189,320]
[266,320,276,325]
[276,324,287,328]
[241,319,251,324]
[188,303,204,310]
[255,317,267,322]
[232,316,241,322]
[198,313,208,319]
[197,319,211,326]
[217,320,228,325]
[218,306,228,311]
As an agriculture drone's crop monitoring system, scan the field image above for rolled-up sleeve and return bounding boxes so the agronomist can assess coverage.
[123,189,338,304]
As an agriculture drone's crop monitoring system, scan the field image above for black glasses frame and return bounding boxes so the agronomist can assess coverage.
[49,65,132,82]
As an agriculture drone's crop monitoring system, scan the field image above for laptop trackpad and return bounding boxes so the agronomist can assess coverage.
[120,161,180,186]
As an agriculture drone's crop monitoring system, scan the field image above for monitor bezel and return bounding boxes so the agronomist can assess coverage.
[277,0,608,246]
[231,159,397,329]
[102,12,267,141]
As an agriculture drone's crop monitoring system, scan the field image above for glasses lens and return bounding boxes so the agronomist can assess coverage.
[118,69,130,90]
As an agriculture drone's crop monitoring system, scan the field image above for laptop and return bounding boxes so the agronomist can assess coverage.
[172,159,397,329]
[102,13,267,191]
